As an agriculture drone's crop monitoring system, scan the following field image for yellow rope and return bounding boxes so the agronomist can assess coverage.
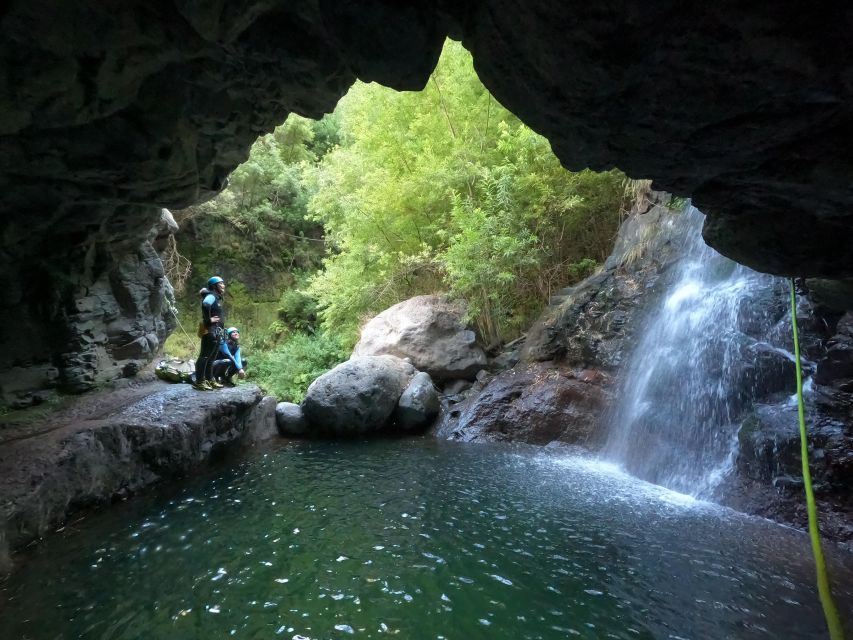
[790,279,845,640]
[168,302,197,348]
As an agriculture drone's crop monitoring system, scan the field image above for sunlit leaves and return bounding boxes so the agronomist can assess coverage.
[306,39,624,344]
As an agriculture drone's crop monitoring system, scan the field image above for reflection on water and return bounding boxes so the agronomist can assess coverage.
[2,439,851,639]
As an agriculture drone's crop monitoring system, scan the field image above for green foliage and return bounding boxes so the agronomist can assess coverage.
[307,40,624,344]
[167,39,636,399]
[668,195,689,211]
[175,113,335,298]
[166,114,337,363]
[252,332,349,403]
[277,288,319,335]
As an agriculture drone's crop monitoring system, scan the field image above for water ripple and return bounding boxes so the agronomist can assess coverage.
[1,440,851,640]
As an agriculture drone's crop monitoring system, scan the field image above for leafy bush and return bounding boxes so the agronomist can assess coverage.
[277,288,319,334]
[252,332,349,403]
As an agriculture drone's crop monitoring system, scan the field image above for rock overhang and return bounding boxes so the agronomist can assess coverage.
[1,1,852,276]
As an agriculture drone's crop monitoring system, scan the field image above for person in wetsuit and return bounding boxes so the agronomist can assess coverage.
[193,275,226,390]
[212,327,247,386]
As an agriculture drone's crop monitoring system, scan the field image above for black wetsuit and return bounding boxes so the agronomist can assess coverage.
[212,338,247,382]
[195,289,224,382]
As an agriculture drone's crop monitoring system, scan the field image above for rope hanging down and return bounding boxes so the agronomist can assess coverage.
[789,279,845,640]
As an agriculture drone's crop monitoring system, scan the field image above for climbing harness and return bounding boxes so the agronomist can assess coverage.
[790,279,845,640]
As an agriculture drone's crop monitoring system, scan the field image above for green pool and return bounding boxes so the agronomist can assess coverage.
[2,439,851,639]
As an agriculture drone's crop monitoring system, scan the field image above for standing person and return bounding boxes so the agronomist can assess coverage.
[193,276,226,391]
[212,327,248,386]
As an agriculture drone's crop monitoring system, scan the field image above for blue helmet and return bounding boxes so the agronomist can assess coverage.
[207,276,224,288]
[226,327,239,338]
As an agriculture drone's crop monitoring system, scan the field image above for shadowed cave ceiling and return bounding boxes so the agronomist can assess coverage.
[1,1,852,402]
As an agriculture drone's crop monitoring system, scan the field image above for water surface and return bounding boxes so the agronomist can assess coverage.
[2,439,851,639]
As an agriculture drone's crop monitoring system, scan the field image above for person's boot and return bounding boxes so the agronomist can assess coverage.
[210,379,225,389]
[222,375,236,387]
[192,379,211,391]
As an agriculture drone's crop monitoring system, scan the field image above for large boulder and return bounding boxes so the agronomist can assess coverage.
[302,355,416,434]
[394,372,440,432]
[440,363,610,446]
[353,295,487,380]
[275,402,308,436]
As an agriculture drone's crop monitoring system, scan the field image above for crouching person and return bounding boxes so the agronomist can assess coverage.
[212,327,247,386]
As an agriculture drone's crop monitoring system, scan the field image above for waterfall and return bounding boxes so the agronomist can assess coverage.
[601,206,786,498]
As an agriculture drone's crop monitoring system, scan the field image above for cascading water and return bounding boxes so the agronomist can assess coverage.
[602,205,792,498]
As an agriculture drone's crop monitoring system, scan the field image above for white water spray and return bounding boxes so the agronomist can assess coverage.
[601,206,787,498]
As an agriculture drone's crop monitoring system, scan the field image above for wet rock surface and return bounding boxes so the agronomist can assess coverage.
[815,312,853,392]
[437,363,610,446]
[0,380,273,574]
[353,295,487,381]
[523,193,692,369]
[725,389,853,542]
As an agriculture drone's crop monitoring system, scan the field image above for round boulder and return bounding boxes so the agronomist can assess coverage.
[394,371,440,431]
[302,355,416,434]
[276,402,308,436]
[352,295,487,380]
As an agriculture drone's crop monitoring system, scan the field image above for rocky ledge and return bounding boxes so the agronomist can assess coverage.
[0,380,276,575]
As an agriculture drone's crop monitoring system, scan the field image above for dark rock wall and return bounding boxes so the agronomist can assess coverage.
[459,1,853,276]
[523,192,690,368]
[727,307,853,541]
[1,209,176,408]
[2,1,852,277]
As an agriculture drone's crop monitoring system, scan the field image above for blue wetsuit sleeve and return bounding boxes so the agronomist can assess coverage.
[201,294,217,326]
[220,342,242,369]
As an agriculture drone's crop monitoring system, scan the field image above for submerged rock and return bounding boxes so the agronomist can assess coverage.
[353,295,487,380]
[302,355,416,435]
[394,372,440,432]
